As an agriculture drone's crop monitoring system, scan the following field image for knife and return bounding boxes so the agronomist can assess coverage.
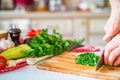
[96,50,105,71]
[35,55,53,65]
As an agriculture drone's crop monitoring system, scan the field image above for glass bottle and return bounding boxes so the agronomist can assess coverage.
[8,24,21,46]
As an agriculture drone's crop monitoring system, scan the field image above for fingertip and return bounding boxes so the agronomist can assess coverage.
[114,61,119,67]
[103,34,111,42]
[113,62,117,67]
[113,56,120,67]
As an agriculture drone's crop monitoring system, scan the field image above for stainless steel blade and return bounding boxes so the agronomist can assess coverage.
[35,55,53,64]
[96,50,104,71]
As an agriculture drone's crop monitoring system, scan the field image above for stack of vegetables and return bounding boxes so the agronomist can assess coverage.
[0,28,84,73]
[0,28,101,73]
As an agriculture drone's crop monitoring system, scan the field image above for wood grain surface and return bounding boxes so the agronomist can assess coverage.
[37,52,120,80]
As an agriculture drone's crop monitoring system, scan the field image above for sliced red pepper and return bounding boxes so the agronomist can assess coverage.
[0,56,7,69]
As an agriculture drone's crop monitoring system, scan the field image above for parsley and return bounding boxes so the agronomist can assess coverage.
[23,29,84,57]
[75,52,100,66]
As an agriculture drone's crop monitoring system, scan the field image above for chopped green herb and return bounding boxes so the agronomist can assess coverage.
[75,52,100,66]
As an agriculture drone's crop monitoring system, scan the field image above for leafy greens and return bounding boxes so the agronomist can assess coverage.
[22,29,84,57]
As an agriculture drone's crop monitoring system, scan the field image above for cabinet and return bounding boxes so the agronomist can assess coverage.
[89,18,108,46]
[0,12,109,46]
[31,19,72,39]
[89,18,107,34]
[73,19,88,44]
[0,19,30,37]
[73,18,108,46]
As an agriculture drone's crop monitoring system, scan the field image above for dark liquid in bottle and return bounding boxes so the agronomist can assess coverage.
[9,33,20,46]
[8,24,21,46]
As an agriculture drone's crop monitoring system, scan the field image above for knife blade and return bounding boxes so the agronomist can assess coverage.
[96,50,105,71]
[35,55,53,65]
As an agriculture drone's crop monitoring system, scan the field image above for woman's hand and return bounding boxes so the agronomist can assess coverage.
[103,0,120,66]
[104,33,120,66]
[103,10,120,42]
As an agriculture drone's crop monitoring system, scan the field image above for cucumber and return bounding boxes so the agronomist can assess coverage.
[0,44,31,60]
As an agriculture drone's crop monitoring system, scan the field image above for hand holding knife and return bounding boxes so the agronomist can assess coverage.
[96,50,105,71]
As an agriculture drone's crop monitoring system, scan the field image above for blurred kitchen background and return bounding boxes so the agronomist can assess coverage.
[0,0,110,46]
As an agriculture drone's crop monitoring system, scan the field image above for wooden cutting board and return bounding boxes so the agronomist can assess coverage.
[37,52,120,80]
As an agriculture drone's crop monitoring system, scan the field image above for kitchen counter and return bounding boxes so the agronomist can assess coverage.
[0,65,100,80]
[0,11,109,19]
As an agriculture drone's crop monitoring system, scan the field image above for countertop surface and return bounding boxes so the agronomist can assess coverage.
[0,65,100,80]
[0,11,109,19]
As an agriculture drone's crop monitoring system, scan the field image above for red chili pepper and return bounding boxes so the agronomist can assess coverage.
[0,56,7,69]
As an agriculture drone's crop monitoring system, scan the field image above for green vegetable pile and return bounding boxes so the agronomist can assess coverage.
[22,29,84,57]
[75,52,100,66]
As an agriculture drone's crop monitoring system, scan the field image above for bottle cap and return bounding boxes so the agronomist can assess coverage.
[8,24,21,34]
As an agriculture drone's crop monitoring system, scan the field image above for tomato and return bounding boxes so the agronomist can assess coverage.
[30,28,35,32]
[0,56,7,69]
[19,38,23,44]
[35,29,41,35]
[30,31,36,36]
[26,28,42,38]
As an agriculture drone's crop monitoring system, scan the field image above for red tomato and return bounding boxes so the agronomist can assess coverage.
[36,29,41,35]
[30,31,36,36]
[26,31,31,36]
[19,38,23,44]
[26,28,42,37]
[30,28,35,32]
[0,56,7,69]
